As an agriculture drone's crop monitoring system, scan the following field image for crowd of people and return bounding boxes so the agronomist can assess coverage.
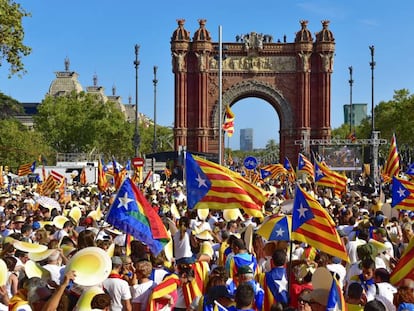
[0,173,413,311]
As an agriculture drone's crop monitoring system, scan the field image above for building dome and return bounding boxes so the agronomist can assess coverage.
[294,20,313,43]
[171,19,190,42]
[315,20,334,43]
[193,19,211,42]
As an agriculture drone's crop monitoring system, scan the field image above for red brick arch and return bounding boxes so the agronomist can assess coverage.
[171,19,335,165]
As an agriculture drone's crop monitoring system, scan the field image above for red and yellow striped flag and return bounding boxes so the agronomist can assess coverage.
[42,174,57,196]
[390,236,414,285]
[292,185,349,262]
[186,153,266,219]
[382,133,400,183]
[18,161,36,176]
[222,104,235,137]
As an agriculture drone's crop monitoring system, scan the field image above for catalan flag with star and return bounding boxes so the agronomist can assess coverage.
[297,153,314,180]
[291,185,349,262]
[392,176,414,211]
[105,177,170,255]
[185,153,265,219]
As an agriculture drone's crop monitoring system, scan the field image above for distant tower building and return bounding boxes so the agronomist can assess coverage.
[343,103,368,127]
[240,128,253,151]
[48,57,83,97]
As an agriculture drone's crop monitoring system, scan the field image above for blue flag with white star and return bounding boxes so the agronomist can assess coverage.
[406,163,414,177]
[106,178,169,255]
[292,186,315,231]
[260,168,272,180]
[185,153,212,209]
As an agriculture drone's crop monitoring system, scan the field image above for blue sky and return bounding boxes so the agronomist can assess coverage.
[1,1,413,149]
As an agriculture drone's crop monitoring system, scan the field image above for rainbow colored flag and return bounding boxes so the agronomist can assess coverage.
[185,153,265,219]
[106,177,169,255]
[291,185,349,262]
[392,176,414,210]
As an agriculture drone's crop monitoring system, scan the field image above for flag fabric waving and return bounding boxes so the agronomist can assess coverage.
[98,157,108,192]
[41,174,57,196]
[326,276,347,310]
[18,161,36,176]
[185,153,266,219]
[406,163,414,177]
[80,167,87,185]
[390,235,414,285]
[382,133,400,183]
[297,153,314,179]
[283,157,296,182]
[291,185,349,262]
[391,176,414,210]
[106,177,169,255]
[50,170,65,183]
[260,164,287,180]
[222,104,235,137]
[314,160,336,189]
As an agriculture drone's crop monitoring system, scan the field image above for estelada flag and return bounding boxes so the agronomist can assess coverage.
[18,161,36,176]
[292,185,349,262]
[185,152,266,219]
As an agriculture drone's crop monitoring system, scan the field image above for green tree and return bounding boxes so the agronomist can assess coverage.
[0,0,32,77]
[34,92,133,159]
[0,118,53,170]
[0,91,23,119]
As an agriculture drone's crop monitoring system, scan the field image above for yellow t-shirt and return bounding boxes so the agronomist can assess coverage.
[346,302,364,311]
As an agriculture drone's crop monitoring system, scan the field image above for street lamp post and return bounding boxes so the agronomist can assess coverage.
[369,45,379,189]
[348,66,353,134]
[152,66,158,174]
[133,44,141,157]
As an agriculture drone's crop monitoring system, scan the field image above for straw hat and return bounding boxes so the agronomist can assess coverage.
[197,209,209,221]
[195,230,214,241]
[53,215,69,229]
[13,241,48,253]
[223,209,245,222]
[25,260,51,279]
[69,205,82,224]
[0,259,7,286]
[75,286,105,311]
[65,247,111,286]
[28,248,57,262]
[106,243,115,258]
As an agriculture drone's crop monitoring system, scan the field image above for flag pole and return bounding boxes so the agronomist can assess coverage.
[218,25,223,165]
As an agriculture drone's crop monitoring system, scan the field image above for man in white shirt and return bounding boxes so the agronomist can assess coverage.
[103,256,132,311]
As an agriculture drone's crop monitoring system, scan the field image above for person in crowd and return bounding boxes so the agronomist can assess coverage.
[103,256,132,311]
[393,278,414,310]
[130,260,155,311]
[346,282,366,311]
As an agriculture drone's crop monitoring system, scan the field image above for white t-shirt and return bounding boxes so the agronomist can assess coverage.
[173,230,193,260]
[131,281,155,311]
[103,277,132,311]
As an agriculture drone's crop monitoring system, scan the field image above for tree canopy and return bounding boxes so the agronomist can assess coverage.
[34,92,134,160]
[0,0,32,77]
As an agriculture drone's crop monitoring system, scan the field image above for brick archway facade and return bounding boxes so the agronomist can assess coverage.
[171,19,335,165]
